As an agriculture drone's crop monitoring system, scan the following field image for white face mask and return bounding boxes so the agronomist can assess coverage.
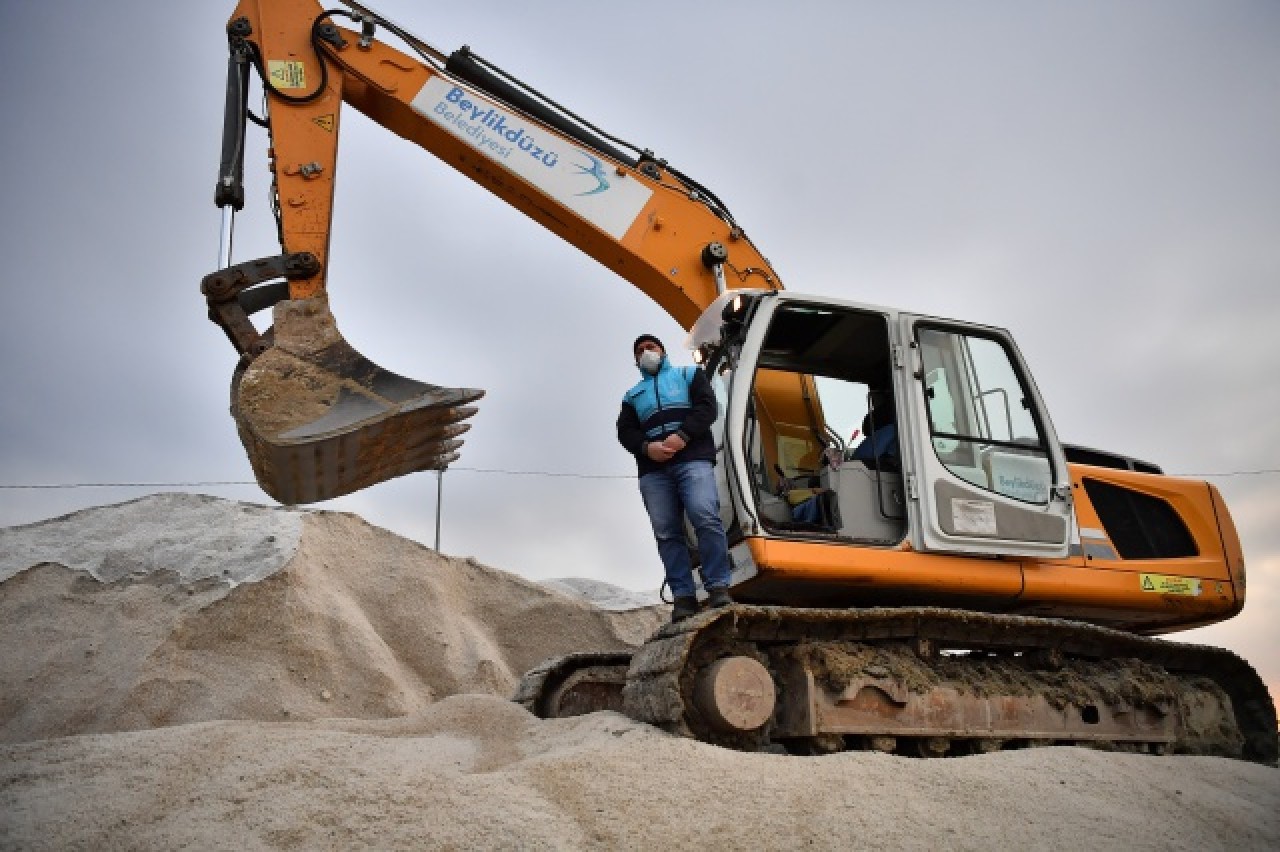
[638,350,663,375]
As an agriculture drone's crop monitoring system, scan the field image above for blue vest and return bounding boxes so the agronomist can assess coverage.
[623,361,697,441]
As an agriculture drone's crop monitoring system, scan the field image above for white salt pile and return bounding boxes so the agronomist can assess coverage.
[541,576,663,611]
[0,493,663,744]
[1,494,1276,850]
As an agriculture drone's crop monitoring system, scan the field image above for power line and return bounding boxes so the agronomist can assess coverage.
[1,467,1276,491]
[452,466,631,480]
[0,466,634,490]
[0,481,259,489]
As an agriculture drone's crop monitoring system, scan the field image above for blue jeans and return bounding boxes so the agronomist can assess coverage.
[792,495,823,524]
[638,460,732,599]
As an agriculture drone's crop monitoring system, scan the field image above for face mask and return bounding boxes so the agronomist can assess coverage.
[638,350,663,375]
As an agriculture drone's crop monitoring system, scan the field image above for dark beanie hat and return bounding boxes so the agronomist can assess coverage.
[633,334,664,357]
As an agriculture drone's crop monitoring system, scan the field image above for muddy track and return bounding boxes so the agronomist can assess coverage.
[579,606,1277,763]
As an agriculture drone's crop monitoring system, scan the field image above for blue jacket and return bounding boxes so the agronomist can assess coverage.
[617,357,718,476]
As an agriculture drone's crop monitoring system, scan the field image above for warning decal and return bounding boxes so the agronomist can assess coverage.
[952,498,998,536]
[1139,573,1201,596]
[268,60,306,89]
[312,114,335,132]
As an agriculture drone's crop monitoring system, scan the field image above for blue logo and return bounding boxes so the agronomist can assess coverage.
[572,152,610,196]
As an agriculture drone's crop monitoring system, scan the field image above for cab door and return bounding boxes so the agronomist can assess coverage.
[896,316,1073,558]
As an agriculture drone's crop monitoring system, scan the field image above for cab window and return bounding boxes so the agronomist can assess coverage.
[917,328,1052,504]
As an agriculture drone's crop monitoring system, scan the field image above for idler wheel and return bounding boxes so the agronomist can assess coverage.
[693,656,776,735]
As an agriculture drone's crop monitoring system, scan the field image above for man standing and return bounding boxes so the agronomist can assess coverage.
[617,334,734,622]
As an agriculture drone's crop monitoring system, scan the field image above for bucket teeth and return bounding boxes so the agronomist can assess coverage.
[230,297,483,504]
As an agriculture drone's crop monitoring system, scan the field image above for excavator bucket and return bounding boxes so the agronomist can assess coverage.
[230,295,483,505]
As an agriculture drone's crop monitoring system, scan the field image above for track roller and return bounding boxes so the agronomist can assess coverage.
[693,655,776,735]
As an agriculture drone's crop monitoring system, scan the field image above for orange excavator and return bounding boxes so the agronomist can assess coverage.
[203,0,1276,762]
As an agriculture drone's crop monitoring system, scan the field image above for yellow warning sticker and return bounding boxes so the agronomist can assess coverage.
[268,60,306,89]
[312,114,335,132]
[1139,573,1201,596]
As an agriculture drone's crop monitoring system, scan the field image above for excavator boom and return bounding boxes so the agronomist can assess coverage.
[206,0,779,503]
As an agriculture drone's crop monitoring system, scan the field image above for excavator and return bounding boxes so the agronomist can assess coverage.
[202,0,1276,762]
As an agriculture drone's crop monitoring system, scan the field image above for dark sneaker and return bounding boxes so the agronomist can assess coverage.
[706,587,734,609]
[671,596,700,622]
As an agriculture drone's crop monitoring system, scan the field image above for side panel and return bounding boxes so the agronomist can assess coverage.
[1013,463,1243,632]
[735,537,1026,606]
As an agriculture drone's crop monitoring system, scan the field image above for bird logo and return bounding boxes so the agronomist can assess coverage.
[572,152,610,196]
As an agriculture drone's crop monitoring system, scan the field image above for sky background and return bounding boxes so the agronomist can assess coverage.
[1,1,1276,702]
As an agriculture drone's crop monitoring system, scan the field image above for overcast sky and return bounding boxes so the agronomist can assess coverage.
[1,1,1276,700]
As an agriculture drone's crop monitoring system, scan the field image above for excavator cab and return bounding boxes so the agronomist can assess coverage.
[688,289,1075,605]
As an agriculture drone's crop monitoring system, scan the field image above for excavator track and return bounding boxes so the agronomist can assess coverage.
[516,606,1277,764]
[514,651,634,719]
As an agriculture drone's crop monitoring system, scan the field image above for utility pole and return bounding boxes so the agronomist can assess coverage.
[434,469,444,551]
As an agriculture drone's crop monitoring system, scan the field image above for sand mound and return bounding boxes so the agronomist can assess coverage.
[0,494,664,744]
[2,695,1278,850]
[2,495,1277,849]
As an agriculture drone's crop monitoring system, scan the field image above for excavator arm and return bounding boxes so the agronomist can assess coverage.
[203,0,782,503]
